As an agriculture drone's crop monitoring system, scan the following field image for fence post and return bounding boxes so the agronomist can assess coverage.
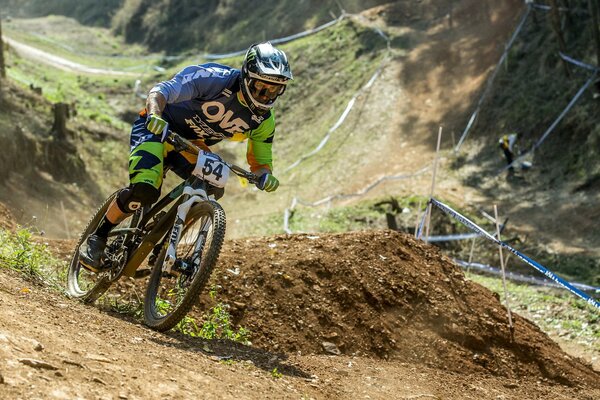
[494,205,514,341]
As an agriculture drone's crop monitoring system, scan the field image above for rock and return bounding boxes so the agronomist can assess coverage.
[0,372,4,384]
[322,341,341,355]
[92,377,107,385]
[85,355,112,363]
[18,358,58,370]
[62,359,86,369]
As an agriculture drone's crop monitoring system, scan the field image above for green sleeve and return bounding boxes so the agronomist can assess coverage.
[246,112,276,172]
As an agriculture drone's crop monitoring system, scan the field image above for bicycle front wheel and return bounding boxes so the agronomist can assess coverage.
[144,200,226,331]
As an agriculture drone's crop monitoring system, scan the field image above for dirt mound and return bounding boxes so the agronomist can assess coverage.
[205,230,599,387]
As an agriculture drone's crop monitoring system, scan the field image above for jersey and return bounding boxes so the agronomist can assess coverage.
[150,63,276,173]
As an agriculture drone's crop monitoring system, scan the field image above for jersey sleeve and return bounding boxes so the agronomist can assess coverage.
[149,64,236,104]
[246,112,276,173]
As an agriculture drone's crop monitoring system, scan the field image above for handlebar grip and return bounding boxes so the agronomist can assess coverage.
[230,164,258,183]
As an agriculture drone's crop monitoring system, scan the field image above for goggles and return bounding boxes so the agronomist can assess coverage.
[248,79,286,103]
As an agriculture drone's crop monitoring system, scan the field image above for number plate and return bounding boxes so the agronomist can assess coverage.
[192,151,230,188]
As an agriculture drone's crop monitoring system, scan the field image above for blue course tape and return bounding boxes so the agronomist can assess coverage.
[429,198,600,311]
[454,259,600,295]
[427,232,480,242]
[559,52,599,72]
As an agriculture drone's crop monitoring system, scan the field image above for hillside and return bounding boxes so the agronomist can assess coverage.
[0,0,393,51]
[0,77,126,237]
[0,2,597,267]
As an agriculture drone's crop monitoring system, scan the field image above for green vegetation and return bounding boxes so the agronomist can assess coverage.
[3,16,155,70]
[271,367,283,379]
[466,5,600,189]
[6,50,132,130]
[468,273,600,354]
[191,302,251,344]
[2,0,122,27]
[105,286,251,345]
[0,228,66,289]
[183,286,251,344]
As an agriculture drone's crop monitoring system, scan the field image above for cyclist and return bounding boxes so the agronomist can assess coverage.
[79,42,292,272]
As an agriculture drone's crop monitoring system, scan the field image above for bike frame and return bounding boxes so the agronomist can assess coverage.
[101,131,257,280]
[118,177,208,278]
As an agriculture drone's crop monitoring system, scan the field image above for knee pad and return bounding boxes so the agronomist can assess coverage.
[116,183,160,213]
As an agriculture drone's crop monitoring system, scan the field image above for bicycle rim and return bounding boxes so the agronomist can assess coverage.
[67,192,137,303]
[144,201,226,331]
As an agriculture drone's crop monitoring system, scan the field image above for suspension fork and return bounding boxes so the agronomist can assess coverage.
[163,182,210,274]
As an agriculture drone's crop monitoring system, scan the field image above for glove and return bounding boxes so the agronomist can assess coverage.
[256,173,279,192]
[146,113,169,137]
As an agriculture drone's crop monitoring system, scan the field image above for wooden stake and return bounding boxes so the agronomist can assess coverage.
[414,200,423,238]
[424,127,443,243]
[467,237,476,271]
[494,204,514,340]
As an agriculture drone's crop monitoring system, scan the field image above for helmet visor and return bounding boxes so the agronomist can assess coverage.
[248,79,286,104]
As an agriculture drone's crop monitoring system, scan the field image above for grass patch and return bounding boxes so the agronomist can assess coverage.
[467,273,600,353]
[175,287,251,344]
[4,16,158,70]
[6,53,131,131]
[106,285,251,345]
[0,228,66,290]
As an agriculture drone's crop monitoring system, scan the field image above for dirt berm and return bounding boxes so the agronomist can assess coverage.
[207,230,598,386]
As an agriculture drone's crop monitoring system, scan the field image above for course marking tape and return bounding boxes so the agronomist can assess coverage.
[429,198,600,310]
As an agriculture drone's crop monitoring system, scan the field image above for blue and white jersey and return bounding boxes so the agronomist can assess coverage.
[150,63,276,171]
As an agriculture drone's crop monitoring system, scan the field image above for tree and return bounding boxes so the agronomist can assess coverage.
[0,16,5,88]
[548,0,571,76]
[589,0,600,68]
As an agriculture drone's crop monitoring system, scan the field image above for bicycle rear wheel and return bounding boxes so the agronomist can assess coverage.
[67,191,137,303]
[144,200,226,331]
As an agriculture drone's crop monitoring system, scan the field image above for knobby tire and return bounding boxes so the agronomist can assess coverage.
[66,191,119,303]
[144,200,226,332]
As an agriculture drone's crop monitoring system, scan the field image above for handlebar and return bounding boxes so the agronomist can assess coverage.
[165,131,259,184]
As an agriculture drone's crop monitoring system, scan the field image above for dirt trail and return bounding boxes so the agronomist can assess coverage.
[3,36,138,76]
[1,229,599,399]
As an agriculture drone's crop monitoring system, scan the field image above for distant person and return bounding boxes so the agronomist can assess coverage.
[79,42,292,271]
[498,132,518,172]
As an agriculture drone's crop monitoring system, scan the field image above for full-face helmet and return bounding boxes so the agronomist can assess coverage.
[240,42,293,115]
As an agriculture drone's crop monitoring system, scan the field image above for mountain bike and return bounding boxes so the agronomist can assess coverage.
[67,131,258,331]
